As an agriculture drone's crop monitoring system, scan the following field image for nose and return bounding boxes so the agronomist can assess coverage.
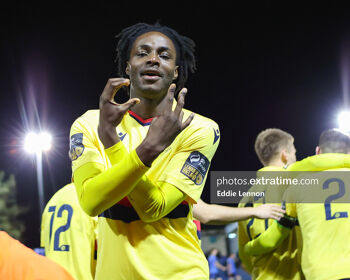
[146,52,160,66]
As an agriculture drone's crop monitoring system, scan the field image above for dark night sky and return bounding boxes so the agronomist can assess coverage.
[1,3,350,247]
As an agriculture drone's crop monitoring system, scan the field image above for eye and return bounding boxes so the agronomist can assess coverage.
[136,51,148,57]
[160,52,171,60]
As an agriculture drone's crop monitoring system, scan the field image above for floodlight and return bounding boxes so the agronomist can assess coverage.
[338,111,350,132]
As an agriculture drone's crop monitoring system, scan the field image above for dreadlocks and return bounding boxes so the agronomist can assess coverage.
[115,22,196,93]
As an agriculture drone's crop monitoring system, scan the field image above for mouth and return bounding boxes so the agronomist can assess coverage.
[141,69,163,81]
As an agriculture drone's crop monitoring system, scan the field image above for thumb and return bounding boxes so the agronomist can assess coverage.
[120,98,140,112]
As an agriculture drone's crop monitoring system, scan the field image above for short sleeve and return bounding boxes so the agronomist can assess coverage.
[157,122,220,202]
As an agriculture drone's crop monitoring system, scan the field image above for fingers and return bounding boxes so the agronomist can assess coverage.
[179,111,184,121]
[101,78,130,103]
[271,214,282,221]
[165,83,176,111]
[119,98,140,112]
[174,87,193,130]
[272,210,285,220]
[174,88,187,116]
[111,79,130,101]
[256,204,285,220]
[269,204,285,213]
[274,213,285,220]
[182,113,195,130]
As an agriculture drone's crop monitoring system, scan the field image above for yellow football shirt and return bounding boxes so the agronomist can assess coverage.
[284,154,350,280]
[238,166,304,280]
[69,107,220,280]
[41,184,97,280]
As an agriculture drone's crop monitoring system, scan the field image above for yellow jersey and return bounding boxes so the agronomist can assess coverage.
[238,166,304,280]
[285,154,350,280]
[69,108,220,280]
[41,184,97,280]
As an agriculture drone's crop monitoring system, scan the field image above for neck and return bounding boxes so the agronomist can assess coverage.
[266,159,286,168]
[129,87,169,119]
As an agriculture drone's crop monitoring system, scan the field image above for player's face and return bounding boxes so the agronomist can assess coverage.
[127,31,178,99]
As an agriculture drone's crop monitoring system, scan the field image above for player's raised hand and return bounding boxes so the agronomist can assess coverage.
[137,83,194,166]
[147,83,194,148]
[253,204,285,221]
[98,78,140,148]
[99,78,140,126]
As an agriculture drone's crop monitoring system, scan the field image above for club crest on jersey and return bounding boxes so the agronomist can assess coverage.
[69,133,84,161]
[181,151,210,185]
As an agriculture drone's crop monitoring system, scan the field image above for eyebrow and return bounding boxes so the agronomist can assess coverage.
[138,44,172,52]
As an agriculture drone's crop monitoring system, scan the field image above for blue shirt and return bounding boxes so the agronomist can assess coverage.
[208,255,218,274]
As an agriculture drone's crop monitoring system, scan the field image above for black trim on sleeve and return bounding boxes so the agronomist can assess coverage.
[278,214,298,229]
[99,203,190,223]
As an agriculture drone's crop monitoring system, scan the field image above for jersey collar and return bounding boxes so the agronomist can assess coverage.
[128,110,154,126]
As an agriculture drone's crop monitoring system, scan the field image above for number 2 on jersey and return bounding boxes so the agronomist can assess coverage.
[48,204,74,251]
[323,178,348,220]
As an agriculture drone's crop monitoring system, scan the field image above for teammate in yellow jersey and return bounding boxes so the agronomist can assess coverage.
[40,180,284,280]
[244,129,350,280]
[69,22,219,280]
[238,128,304,280]
[41,183,97,280]
[193,198,285,248]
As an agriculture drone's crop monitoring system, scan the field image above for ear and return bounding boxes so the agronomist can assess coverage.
[315,146,321,155]
[125,62,131,76]
[281,150,288,164]
[173,66,179,80]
